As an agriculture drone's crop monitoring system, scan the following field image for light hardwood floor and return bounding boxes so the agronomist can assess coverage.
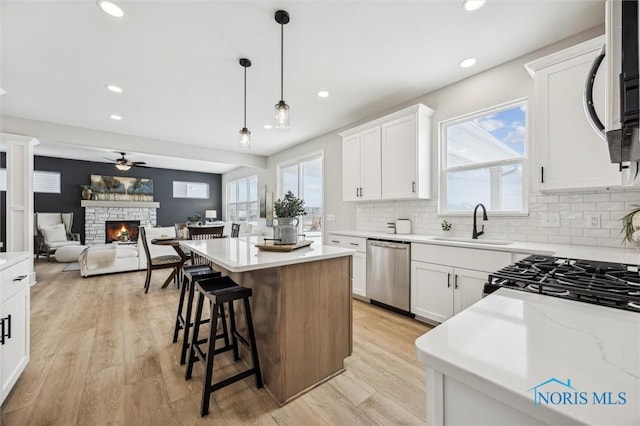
[1,260,432,425]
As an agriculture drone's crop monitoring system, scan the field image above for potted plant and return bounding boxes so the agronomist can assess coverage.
[187,213,202,226]
[273,190,306,244]
[621,205,640,246]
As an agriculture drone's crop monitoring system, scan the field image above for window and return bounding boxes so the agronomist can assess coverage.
[278,153,323,233]
[226,175,258,222]
[0,169,61,193]
[173,181,209,199]
[440,100,527,214]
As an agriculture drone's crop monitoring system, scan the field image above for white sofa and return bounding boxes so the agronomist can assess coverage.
[79,226,178,277]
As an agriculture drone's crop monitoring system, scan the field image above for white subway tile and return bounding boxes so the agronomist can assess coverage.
[548,235,572,244]
[571,237,597,246]
[583,193,610,202]
[548,203,571,211]
[571,203,597,211]
[596,238,624,248]
[559,194,584,203]
[583,229,611,238]
[611,192,640,202]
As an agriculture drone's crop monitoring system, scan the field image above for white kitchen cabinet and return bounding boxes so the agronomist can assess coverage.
[526,35,621,191]
[327,235,367,298]
[341,127,381,201]
[340,103,434,201]
[1,253,31,405]
[411,243,512,323]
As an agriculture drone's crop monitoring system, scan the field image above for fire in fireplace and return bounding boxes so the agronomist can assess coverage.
[105,220,140,244]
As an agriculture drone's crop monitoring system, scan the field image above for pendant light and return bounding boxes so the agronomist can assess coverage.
[238,58,252,151]
[274,10,290,130]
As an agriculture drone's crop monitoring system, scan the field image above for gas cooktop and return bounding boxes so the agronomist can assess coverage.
[484,255,640,312]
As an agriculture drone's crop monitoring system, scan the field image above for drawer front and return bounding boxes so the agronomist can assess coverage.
[411,243,512,273]
[1,259,30,305]
[327,235,367,253]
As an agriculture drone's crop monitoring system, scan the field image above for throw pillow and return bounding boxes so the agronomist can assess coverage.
[40,223,68,244]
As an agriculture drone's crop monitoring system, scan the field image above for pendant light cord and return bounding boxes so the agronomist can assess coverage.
[244,65,247,128]
[280,22,284,101]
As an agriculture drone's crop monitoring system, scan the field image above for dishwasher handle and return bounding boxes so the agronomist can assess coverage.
[368,241,409,250]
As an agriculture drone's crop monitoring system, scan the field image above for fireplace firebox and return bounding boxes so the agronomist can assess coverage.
[105,220,140,244]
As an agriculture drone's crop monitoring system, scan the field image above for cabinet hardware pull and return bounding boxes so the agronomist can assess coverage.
[330,240,340,243]
[541,166,544,184]
[412,181,416,193]
[1,315,11,345]
[355,187,359,197]
[349,242,359,246]
[359,187,363,197]
[447,273,451,288]
[13,275,27,282]
[454,275,459,289]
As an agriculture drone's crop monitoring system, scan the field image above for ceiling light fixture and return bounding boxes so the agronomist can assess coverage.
[264,124,273,129]
[115,163,131,171]
[318,90,330,98]
[98,1,124,17]
[109,114,122,120]
[238,58,252,151]
[106,84,123,93]
[462,0,486,11]
[459,57,477,68]
[274,10,290,130]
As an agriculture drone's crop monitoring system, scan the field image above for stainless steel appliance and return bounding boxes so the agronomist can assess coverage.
[484,255,640,312]
[366,239,411,313]
[585,0,639,172]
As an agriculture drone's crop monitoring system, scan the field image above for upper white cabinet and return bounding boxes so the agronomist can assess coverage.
[340,104,434,201]
[342,127,381,201]
[526,36,621,191]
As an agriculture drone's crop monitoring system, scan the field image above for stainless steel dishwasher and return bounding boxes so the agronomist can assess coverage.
[366,239,411,313]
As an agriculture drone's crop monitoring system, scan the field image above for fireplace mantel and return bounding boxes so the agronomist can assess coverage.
[81,200,160,208]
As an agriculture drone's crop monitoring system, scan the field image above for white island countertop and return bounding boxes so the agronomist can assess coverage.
[0,252,30,270]
[415,288,640,426]
[329,230,640,264]
[181,236,355,273]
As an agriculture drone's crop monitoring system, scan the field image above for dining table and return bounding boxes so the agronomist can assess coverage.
[150,237,190,288]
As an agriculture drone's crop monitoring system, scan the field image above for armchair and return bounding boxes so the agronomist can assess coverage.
[34,212,81,261]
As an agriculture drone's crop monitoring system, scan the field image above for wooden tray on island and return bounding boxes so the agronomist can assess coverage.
[255,240,313,252]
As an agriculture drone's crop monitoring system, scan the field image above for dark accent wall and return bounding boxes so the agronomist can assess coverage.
[0,154,222,248]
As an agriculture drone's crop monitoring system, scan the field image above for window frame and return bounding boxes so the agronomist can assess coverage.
[276,150,324,234]
[0,169,61,193]
[438,98,529,216]
[226,175,258,223]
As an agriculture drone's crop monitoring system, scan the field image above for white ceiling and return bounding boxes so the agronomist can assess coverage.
[0,0,604,174]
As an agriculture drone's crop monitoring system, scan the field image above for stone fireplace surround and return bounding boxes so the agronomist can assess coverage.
[81,201,159,246]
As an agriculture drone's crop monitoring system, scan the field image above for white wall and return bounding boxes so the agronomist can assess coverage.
[223,25,640,247]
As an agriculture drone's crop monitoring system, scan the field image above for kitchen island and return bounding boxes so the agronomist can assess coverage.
[415,288,640,425]
[180,236,354,405]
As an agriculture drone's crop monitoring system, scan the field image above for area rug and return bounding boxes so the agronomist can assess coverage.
[63,262,81,272]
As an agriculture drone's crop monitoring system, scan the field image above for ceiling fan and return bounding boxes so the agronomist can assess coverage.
[105,152,148,171]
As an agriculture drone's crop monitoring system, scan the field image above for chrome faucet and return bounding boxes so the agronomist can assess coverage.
[472,203,488,239]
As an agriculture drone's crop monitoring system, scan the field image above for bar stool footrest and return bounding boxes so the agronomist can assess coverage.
[209,369,260,393]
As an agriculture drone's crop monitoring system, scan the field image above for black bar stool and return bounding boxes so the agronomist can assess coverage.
[185,276,263,417]
[173,264,222,366]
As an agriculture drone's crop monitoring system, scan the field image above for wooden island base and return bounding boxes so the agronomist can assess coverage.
[215,255,352,405]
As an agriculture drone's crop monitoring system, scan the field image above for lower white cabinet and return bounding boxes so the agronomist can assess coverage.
[411,261,487,323]
[327,235,367,298]
[410,243,513,323]
[1,253,31,405]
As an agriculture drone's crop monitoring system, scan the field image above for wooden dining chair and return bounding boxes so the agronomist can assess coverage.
[187,226,224,264]
[174,222,189,239]
[231,223,241,238]
[140,226,183,294]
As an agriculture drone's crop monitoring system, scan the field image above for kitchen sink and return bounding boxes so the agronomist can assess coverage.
[432,236,513,246]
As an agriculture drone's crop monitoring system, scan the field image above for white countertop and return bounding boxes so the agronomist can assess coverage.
[415,289,640,426]
[0,252,30,270]
[329,230,640,264]
[181,236,355,273]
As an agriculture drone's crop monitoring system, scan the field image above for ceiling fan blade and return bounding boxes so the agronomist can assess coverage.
[132,161,147,165]
[104,157,117,161]
[134,164,150,168]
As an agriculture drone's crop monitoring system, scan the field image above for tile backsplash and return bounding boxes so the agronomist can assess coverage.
[355,189,640,248]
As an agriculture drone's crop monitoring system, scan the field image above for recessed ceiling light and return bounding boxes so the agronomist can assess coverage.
[106,84,122,93]
[462,0,486,11]
[317,90,330,98]
[98,1,124,18]
[459,57,477,68]
[109,114,122,120]
[264,124,273,129]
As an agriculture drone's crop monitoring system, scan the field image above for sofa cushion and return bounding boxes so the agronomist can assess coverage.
[41,223,68,244]
[55,245,88,262]
[48,240,81,249]
[116,245,139,259]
